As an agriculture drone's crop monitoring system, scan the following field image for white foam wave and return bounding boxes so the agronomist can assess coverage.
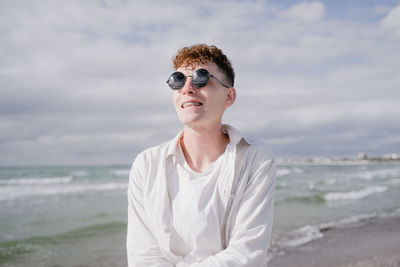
[274,210,400,251]
[307,182,315,190]
[354,168,400,180]
[324,186,387,201]
[318,209,400,231]
[110,169,130,176]
[0,182,127,201]
[0,176,73,185]
[320,213,378,229]
[278,159,371,166]
[276,167,303,177]
[276,169,291,176]
[276,225,324,248]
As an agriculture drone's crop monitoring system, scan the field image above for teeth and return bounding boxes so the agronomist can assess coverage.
[182,102,202,108]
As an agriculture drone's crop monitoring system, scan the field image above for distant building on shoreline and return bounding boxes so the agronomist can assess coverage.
[381,153,400,160]
[357,152,368,160]
[277,152,400,165]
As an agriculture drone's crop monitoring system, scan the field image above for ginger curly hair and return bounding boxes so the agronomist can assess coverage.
[173,44,235,87]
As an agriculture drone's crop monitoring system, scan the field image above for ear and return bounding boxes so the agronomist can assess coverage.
[225,87,236,107]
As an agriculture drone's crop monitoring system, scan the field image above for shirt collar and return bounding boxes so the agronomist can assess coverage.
[221,124,254,146]
[166,129,184,160]
[166,124,253,163]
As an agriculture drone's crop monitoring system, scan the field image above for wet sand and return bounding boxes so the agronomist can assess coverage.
[269,215,400,267]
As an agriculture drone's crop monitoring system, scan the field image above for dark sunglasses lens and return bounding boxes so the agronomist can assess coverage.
[167,72,186,90]
[192,69,210,88]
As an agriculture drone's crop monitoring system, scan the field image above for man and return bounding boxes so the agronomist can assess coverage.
[127,44,276,266]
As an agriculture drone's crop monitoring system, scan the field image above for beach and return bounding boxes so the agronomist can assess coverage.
[269,214,400,267]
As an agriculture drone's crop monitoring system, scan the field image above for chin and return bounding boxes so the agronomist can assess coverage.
[178,116,203,128]
[179,119,200,127]
[178,113,201,123]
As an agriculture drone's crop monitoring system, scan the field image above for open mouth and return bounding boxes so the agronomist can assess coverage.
[181,101,203,109]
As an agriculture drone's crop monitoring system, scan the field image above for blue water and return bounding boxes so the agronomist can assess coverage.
[1,161,400,266]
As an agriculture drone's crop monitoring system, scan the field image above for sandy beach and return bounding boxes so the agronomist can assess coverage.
[269,214,400,267]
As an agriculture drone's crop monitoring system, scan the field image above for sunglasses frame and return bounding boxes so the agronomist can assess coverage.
[166,68,230,90]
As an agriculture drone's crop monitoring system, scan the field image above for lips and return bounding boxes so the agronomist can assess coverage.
[181,101,203,109]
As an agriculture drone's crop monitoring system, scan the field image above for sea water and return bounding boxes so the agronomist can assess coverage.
[1,161,400,266]
[0,166,128,266]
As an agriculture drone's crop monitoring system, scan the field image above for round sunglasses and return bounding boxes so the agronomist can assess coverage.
[166,68,230,90]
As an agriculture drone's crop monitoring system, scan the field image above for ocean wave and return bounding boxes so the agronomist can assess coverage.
[275,224,324,248]
[352,168,400,180]
[272,209,400,252]
[283,194,326,204]
[276,169,291,176]
[0,176,73,185]
[318,209,400,232]
[276,167,303,177]
[278,159,372,166]
[0,241,40,262]
[281,185,388,204]
[307,178,337,189]
[324,178,337,185]
[0,221,125,261]
[276,182,287,190]
[324,186,387,201]
[307,182,315,190]
[110,169,130,176]
[71,171,89,177]
[0,182,127,202]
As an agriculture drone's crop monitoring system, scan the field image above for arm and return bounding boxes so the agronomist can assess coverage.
[127,155,174,267]
[177,156,276,267]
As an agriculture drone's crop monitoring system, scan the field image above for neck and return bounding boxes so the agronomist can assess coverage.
[180,123,229,173]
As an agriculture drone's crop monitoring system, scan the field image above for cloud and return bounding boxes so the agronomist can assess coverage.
[0,0,399,165]
[381,4,400,28]
[280,1,325,22]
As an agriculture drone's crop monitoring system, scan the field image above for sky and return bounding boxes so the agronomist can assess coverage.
[1,0,400,166]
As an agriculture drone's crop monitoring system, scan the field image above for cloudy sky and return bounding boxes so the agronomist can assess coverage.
[1,0,399,166]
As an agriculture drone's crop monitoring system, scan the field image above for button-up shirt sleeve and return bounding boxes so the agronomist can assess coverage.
[127,153,174,267]
[176,153,276,267]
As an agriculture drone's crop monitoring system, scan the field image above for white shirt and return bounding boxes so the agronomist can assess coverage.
[168,141,228,261]
[127,124,276,267]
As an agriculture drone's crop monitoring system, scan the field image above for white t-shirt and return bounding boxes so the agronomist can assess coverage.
[167,141,230,262]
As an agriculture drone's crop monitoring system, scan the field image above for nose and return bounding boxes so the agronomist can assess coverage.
[181,77,196,95]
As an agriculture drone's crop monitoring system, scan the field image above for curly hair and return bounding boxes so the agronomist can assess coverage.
[173,44,235,87]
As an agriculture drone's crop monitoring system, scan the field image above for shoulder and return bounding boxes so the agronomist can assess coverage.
[129,136,177,177]
[234,137,276,187]
[223,124,275,162]
[248,138,274,159]
[239,138,277,188]
[237,136,275,165]
[134,141,169,164]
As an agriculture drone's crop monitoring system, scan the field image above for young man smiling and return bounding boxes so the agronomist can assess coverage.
[127,44,276,266]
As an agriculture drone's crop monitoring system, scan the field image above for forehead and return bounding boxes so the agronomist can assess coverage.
[177,61,222,75]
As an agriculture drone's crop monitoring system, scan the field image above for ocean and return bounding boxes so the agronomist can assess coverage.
[1,161,400,266]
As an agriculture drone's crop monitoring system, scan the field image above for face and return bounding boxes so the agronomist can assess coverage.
[172,62,236,130]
